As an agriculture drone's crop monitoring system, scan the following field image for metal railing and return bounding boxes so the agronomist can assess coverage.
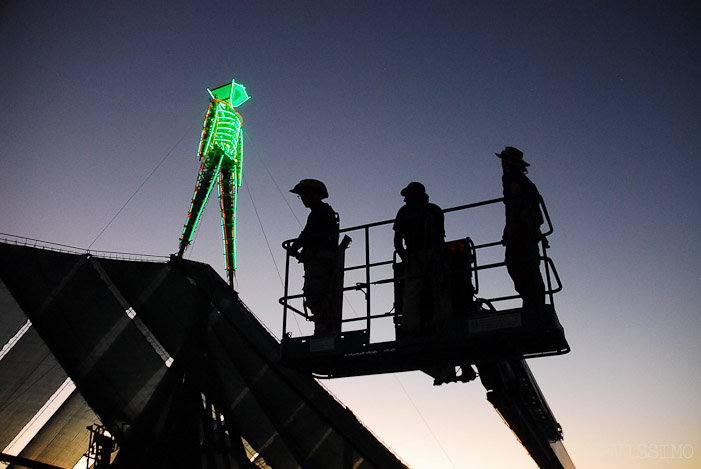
[280,197,562,341]
[0,233,169,263]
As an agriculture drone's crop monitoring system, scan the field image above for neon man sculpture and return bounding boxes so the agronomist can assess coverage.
[177,79,250,286]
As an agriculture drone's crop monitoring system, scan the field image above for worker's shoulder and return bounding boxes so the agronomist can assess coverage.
[428,201,443,211]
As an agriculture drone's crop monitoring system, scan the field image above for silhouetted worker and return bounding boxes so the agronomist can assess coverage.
[393,182,450,337]
[287,179,341,336]
[496,146,546,307]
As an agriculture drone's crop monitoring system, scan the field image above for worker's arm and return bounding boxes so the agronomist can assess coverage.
[394,232,406,262]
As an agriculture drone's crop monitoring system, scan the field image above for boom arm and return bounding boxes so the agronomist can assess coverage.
[477,359,575,468]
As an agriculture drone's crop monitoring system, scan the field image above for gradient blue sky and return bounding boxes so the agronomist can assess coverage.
[1,1,700,467]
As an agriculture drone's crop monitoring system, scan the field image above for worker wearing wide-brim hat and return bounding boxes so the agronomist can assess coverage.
[287,179,340,335]
[495,146,530,167]
[496,146,546,308]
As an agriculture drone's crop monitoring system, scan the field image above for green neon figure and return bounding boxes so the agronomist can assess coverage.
[177,79,250,286]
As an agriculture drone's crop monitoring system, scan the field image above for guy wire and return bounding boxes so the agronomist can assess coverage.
[87,115,203,250]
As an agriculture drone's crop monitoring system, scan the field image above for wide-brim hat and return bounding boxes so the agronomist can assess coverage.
[495,146,529,167]
[290,179,329,199]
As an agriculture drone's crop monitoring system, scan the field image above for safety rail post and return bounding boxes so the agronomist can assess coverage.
[539,199,555,306]
[542,242,554,306]
[539,199,554,237]
[364,225,372,336]
[282,244,291,337]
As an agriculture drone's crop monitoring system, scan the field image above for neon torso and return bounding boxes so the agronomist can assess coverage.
[199,100,243,163]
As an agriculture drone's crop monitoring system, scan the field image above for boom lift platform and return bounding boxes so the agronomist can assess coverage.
[280,197,569,379]
[279,196,575,468]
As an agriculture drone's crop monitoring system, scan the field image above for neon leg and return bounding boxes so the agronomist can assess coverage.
[219,165,237,281]
[178,150,224,257]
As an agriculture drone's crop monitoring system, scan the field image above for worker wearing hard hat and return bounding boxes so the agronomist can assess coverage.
[393,182,451,338]
[287,179,341,335]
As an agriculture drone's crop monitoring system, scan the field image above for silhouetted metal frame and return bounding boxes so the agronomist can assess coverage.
[280,197,561,341]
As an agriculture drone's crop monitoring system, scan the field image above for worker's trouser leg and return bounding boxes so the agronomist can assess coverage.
[303,248,339,335]
[505,241,545,307]
[401,249,451,336]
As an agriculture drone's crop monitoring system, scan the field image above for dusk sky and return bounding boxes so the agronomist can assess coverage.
[1,1,700,467]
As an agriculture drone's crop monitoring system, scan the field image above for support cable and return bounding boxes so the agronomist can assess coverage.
[88,115,203,250]
[392,375,457,469]
[240,180,301,334]
[239,130,302,334]
[240,128,364,312]
[242,127,302,227]
[242,177,283,285]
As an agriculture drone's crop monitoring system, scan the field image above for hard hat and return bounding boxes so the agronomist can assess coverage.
[290,179,329,199]
[400,181,427,197]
